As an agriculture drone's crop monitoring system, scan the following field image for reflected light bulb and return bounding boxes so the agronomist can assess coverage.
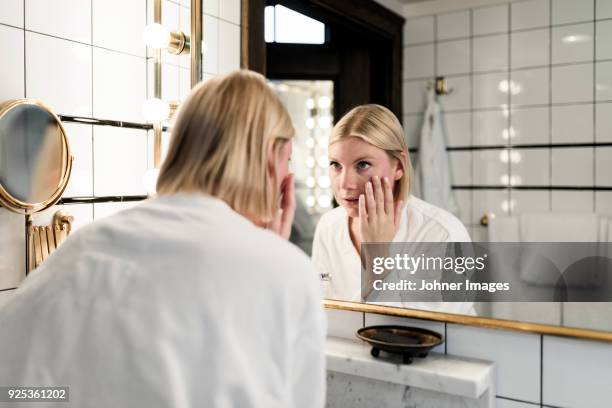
[143,23,171,48]
[142,98,170,122]
[318,96,331,109]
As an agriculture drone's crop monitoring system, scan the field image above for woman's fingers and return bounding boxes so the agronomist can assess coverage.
[358,194,368,225]
[383,177,394,216]
[373,176,385,216]
[365,181,377,217]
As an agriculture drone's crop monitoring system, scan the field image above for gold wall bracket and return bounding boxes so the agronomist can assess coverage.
[27,211,74,273]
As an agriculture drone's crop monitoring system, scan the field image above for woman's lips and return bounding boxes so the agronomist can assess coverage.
[343,197,360,206]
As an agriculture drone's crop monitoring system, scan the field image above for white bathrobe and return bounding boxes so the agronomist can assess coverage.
[311,195,475,316]
[413,89,460,216]
[0,193,326,408]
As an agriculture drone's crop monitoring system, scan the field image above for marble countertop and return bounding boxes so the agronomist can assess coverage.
[326,336,494,399]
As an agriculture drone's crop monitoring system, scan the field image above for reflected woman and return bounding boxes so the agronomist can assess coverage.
[311,104,475,315]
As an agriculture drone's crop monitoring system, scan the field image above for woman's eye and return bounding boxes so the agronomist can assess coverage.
[329,161,341,170]
[356,161,371,170]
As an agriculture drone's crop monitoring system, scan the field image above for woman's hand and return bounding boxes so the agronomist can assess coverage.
[358,176,403,243]
[267,173,296,240]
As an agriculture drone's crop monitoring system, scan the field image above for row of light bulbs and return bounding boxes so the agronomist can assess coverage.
[141,23,191,123]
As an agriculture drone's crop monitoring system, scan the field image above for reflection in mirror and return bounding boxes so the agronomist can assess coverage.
[0,103,65,204]
[271,80,334,255]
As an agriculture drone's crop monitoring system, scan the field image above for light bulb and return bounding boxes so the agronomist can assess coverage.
[306,138,315,148]
[318,116,332,129]
[143,168,160,195]
[318,176,330,188]
[318,96,331,109]
[306,117,315,129]
[306,176,316,188]
[306,98,315,110]
[306,157,315,168]
[143,23,171,48]
[142,98,170,122]
[306,196,316,207]
[317,156,328,168]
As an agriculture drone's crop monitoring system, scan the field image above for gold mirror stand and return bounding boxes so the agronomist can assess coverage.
[26,211,73,273]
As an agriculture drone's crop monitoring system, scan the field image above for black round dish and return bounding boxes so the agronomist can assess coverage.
[356,325,444,364]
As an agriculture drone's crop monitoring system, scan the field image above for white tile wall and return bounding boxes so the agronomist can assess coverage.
[597,20,612,60]
[203,14,219,75]
[0,0,23,27]
[510,106,549,144]
[93,48,147,122]
[473,72,508,109]
[92,0,146,57]
[473,34,508,72]
[25,0,91,44]
[447,324,541,403]
[543,335,612,408]
[219,0,240,25]
[511,67,549,106]
[551,104,594,143]
[473,4,508,36]
[403,115,422,148]
[404,16,434,45]
[218,20,241,74]
[437,39,469,76]
[443,112,471,146]
[596,102,612,142]
[436,10,469,40]
[552,0,594,25]
[552,191,594,211]
[599,0,612,20]
[552,23,594,65]
[552,148,594,186]
[0,24,24,101]
[596,61,612,101]
[511,148,550,185]
[511,0,549,31]
[62,123,94,197]
[404,44,434,79]
[511,29,549,69]
[93,127,148,196]
[26,31,92,116]
[473,110,508,146]
[326,309,363,340]
[552,63,594,103]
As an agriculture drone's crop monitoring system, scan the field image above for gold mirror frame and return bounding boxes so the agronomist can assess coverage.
[325,299,612,343]
[0,98,73,215]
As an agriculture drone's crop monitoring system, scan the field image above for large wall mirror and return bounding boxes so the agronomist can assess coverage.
[242,0,612,343]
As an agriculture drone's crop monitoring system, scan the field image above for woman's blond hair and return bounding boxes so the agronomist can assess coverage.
[156,70,294,222]
[330,104,412,201]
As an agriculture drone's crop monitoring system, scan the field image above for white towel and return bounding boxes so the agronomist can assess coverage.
[413,88,459,216]
[488,216,520,242]
[518,213,602,288]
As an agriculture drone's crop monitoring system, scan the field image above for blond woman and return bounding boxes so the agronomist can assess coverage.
[0,70,325,407]
[311,104,474,315]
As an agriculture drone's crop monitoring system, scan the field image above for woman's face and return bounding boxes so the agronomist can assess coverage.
[328,136,403,218]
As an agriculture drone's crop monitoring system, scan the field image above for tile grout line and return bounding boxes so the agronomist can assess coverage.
[91,0,95,220]
[507,1,513,216]
[593,0,598,211]
[540,334,544,407]
[548,0,553,210]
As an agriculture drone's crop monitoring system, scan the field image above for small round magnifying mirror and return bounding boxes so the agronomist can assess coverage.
[0,99,72,215]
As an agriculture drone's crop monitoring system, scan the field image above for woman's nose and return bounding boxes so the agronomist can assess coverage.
[339,169,359,191]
